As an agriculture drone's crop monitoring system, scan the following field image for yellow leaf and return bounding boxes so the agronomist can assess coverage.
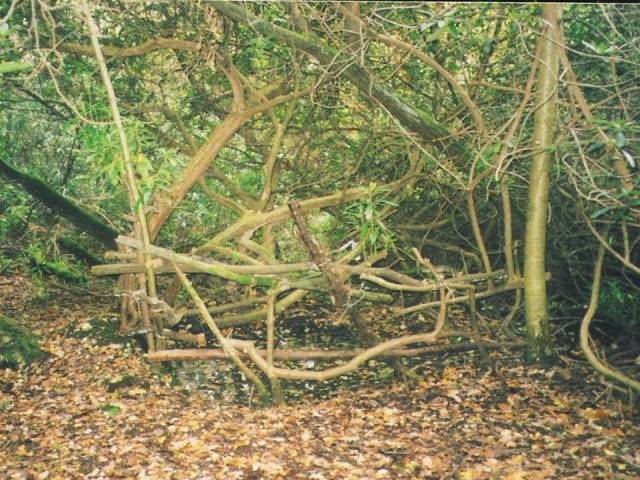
[459,469,476,480]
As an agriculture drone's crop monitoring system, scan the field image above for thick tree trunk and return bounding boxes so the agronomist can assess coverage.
[0,157,118,248]
[524,4,562,360]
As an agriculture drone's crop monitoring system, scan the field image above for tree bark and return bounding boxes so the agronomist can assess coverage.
[209,1,467,157]
[524,4,562,360]
[0,157,118,248]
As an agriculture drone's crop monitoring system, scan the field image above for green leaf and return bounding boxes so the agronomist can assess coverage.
[364,205,374,221]
[0,61,32,75]
[101,404,122,416]
[590,206,612,220]
[586,141,605,154]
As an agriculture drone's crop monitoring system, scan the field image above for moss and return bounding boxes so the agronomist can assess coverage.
[66,317,140,348]
[0,315,45,368]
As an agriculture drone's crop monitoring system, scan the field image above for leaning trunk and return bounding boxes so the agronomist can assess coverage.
[0,157,118,248]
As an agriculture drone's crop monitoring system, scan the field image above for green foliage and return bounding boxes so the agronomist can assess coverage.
[101,404,122,416]
[0,315,45,368]
[0,61,31,74]
[340,183,398,255]
[0,202,30,239]
[237,169,264,198]
[598,279,640,336]
[26,242,86,286]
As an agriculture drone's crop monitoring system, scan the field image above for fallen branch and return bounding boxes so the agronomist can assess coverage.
[146,340,525,362]
[92,259,314,276]
[161,329,206,347]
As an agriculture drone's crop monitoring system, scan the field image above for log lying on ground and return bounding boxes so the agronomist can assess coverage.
[161,329,206,347]
[146,339,526,362]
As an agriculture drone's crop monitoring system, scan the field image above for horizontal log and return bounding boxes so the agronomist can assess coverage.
[115,236,278,287]
[93,262,201,275]
[161,329,206,347]
[92,259,315,276]
[104,251,137,260]
[146,340,525,362]
[362,269,506,293]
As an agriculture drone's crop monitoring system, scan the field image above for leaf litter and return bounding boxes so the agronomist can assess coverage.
[0,276,638,479]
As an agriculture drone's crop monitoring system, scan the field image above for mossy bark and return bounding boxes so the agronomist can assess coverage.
[0,157,118,248]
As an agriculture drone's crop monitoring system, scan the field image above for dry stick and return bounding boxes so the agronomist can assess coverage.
[227,296,449,382]
[93,260,315,276]
[216,289,308,329]
[500,243,523,335]
[557,27,634,193]
[173,297,267,326]
[116,236,278,288]
[79,1,158,350]
[462,285,491,368]
[579,233,640,392]
[583,214,640,277]
[500,177,517,282]
[414,249,490,366]
[161,329,206,347]
[288,200,422,383]
[266,292,285,405]
[466,192,495,288]
[206,244,263,266]
[394,276,546,317]
[147,339,525,362]
[420,238,483,272]
[111,237,392,307]
[209,250,389,329]
[157,245,386,330]
[361,270,506,293]
[172,262,270,399]
[258,88,299,210]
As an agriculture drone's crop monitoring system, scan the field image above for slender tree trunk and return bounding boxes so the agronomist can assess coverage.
[524,4,562,360]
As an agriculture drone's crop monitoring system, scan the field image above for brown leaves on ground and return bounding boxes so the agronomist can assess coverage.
[0,276,639,479]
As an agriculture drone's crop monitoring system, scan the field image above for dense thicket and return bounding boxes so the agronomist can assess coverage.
[1,2,638,392]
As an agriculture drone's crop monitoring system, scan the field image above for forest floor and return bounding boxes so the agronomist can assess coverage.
[1,274,639,480]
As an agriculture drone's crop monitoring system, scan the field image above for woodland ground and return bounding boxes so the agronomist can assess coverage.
[0,274,639,480]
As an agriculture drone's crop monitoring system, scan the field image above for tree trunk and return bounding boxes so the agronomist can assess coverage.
[524,4,562,360]
[0,157,118,248]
